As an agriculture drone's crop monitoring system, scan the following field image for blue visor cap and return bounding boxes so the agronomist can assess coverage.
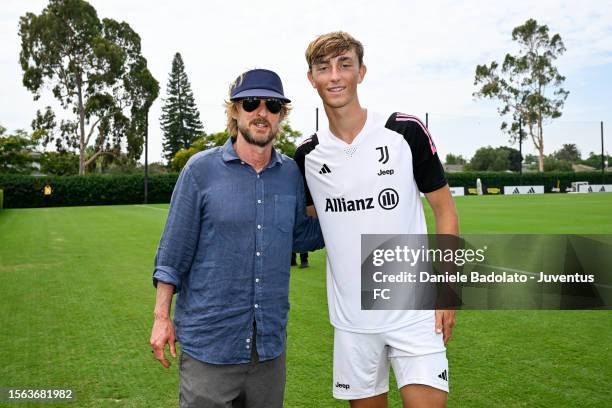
[230,69,291,103]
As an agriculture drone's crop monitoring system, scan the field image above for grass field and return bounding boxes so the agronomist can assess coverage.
[1,194,611,407]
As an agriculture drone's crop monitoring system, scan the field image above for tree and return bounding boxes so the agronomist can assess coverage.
[200,131,230,151]
[19,0,159,175]
[160,52,204,162]
[553,143,581,163]
[466,146,521,172]
[274,122,301,158]
[524,153,538,165]
[170,132,227,172]
[578,152,612,170]
[0,126,37,174]
[498,146,523,172]
[444,153,466,165]
[474,18,569,171]
[39,151,79,175]
[145,162,169,175]
[89,150,139,174]
[467,146,509,171]
[543,156,572,172]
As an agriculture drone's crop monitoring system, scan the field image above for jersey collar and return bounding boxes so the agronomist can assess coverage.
[324,109,377,147]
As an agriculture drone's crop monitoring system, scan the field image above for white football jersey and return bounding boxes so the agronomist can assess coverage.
[294,111,447,333]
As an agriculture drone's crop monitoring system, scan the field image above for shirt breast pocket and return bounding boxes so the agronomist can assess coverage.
[274,194,296,233]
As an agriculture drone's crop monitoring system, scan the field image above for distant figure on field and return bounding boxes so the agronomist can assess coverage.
[43,182,52,206]
[291,252,309,268]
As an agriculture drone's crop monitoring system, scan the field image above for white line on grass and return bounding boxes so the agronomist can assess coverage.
[135,205,169,211]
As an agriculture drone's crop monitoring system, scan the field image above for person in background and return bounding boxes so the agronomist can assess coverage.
[43,181,52,206]
[291,252,309,268]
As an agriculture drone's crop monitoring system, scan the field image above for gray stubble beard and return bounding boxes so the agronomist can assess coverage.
[238,125,277,148]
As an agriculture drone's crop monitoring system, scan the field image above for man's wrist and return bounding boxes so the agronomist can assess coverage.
[154,312,171,321]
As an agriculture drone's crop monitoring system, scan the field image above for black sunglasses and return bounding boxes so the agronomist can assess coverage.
[240,98,284,114]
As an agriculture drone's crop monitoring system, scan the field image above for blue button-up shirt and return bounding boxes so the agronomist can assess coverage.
[153,138,324,364]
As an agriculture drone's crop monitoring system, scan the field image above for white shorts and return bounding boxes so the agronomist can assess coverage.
[332,314,448,400]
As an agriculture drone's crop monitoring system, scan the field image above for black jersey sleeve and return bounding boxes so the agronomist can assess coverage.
[293,134,319,206]
[385,112,447,193]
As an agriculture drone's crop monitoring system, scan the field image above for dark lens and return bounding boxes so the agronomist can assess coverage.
[265,99,282,114]
[241,98,261,112]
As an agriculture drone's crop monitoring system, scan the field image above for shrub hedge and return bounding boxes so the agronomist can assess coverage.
[0,173,179,208]
[0,171,610,209]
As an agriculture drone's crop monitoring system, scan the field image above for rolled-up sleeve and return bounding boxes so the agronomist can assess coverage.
[292,174,325,252]
[153,165,202,292]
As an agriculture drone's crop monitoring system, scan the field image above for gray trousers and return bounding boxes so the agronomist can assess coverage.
[179,338,286,408]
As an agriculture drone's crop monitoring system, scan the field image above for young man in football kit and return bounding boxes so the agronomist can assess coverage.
[294,32,459,407]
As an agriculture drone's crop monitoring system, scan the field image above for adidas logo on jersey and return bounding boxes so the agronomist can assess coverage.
[319,164,331,174]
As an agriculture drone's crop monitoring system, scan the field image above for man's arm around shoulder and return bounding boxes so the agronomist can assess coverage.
[292,169,325,253]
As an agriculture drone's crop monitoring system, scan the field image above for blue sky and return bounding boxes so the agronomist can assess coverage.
[2,0,611,163]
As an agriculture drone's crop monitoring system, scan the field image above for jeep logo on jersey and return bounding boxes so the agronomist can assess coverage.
[376,146,389,164]
[378,188,399,210]
[378,169,394,176]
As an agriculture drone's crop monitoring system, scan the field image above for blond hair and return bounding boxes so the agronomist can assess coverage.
[225,73,291,137]
[305,31,364,70]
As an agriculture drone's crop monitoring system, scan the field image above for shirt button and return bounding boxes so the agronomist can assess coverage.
[246,345,250,349]
[241,161,244,165]
[255,278,260,283]
[257,225,262,229]
[256,252,261,256]
[257,174,260,179]
[254,304,259,308]
[257,199,262,204]
[246,338,251,343]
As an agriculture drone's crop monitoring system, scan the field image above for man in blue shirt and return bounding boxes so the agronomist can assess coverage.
[150,69,324,408]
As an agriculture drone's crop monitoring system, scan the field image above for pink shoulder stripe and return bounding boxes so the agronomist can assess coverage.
[297,136,313,147]
[394,113,437,155]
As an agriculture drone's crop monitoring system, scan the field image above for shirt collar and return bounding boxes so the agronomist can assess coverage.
[221,137,284,168]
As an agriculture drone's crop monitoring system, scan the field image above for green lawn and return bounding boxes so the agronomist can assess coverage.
[0,194,611,407]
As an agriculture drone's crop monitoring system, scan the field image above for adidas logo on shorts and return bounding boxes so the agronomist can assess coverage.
[437,369,448,381]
